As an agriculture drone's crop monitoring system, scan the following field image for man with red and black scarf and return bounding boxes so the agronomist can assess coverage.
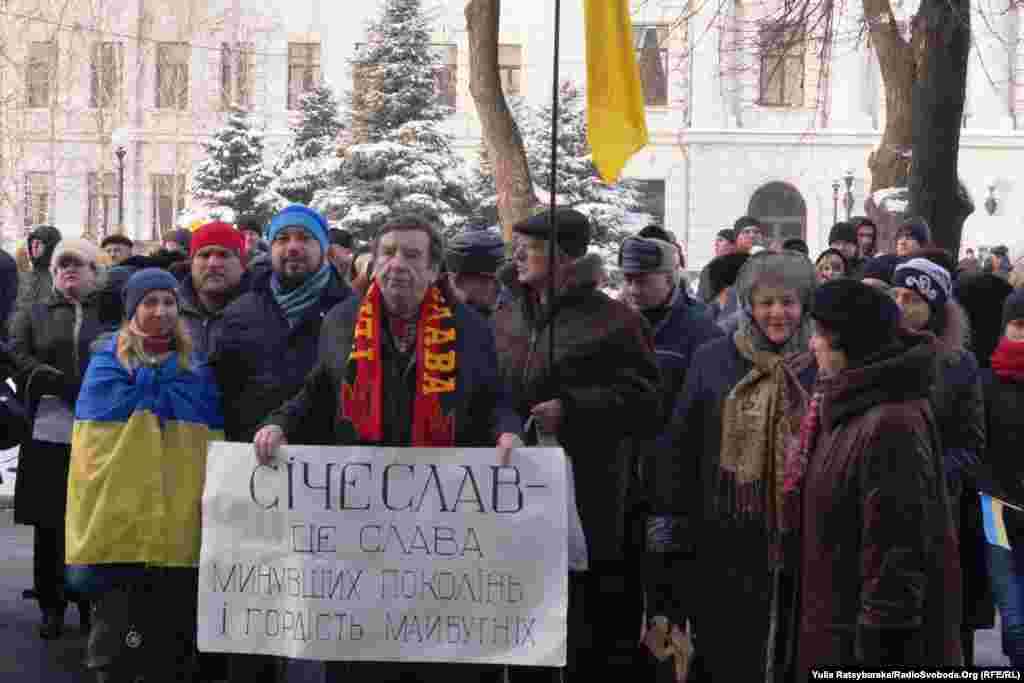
[254,213,522,683]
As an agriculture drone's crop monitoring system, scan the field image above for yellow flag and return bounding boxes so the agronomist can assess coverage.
[584,0,650,183]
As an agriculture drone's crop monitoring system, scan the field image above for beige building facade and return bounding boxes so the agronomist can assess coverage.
[2,0,1024,268]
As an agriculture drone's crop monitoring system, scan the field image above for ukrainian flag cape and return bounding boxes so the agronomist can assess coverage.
[66,336,224,573]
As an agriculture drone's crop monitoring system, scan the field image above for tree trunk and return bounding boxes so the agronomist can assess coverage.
[465,0,537,243]
[908,0,973,254]
[863,0,917,194]
[863,0,920,248]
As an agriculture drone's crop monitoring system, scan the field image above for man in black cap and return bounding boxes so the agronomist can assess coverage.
[851,216,879,260]
[697,228,737,303]
[445,226,505,317]
[494,207,661,681]
[828,221,862,277]
[326,227,355,283]
[100,234,134,266]
[733,216,763,253]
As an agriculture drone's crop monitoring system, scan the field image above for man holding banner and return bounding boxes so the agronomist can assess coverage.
[252,213,523,681]
[493,209,662,680]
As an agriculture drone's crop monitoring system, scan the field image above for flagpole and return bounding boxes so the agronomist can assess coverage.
[548,0,562,373]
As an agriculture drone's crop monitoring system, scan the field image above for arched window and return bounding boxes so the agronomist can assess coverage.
[747,182,807,242]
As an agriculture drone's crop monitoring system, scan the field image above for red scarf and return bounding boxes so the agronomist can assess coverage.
[128,318,173,355]
[340,282,458,446]
[991,337,1024,382]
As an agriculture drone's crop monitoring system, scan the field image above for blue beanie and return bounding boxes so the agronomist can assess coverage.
[267,205,329,254]
[123,268,180,321]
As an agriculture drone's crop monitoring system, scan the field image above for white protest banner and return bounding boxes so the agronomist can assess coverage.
[197,442,568,666]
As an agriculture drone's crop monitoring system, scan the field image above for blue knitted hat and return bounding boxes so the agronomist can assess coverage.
[267,205,330,254]
[123,268,180,321]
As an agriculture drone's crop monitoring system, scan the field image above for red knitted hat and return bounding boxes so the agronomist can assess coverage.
[190,221,246,261]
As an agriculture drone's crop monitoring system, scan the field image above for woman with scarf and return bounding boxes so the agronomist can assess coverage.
[978,289,1024,668]
[64,269,223,683]
[793,279,962,676]
[9,238,107,639]
[891,257,990,662]
[656,250,817,681]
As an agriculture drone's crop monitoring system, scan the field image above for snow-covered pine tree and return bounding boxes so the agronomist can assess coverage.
[190,108,276,223]
[313,0,473,240]
[347,0,449,143]
[273,84,345,205]
[525,82,642,252]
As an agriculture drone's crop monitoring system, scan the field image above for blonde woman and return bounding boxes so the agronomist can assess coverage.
[65,268,223,683]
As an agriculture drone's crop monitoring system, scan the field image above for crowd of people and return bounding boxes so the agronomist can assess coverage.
[2,205,1024,682]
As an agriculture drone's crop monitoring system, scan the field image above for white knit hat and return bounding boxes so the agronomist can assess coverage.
[49,238,102,276]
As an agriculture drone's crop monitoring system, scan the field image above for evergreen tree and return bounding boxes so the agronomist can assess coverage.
[348,0,448,143]
[524,82,642,251]
[313,0,473,240]
[273,84,345,204]
[190,108,276,223]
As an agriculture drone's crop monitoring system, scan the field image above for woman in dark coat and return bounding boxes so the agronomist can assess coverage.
[656,250,817,681]
[794,279,962,677]
[891,257,991,661]
[978,289,1024,668]
[9,238,108,638]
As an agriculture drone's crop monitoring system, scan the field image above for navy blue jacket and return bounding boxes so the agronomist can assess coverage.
[263,291,521,448]
[0,249,18,339]
[210,269,351,441]
[648,286,724,417]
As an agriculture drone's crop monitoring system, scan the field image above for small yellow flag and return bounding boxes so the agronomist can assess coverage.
[584,0,650,184]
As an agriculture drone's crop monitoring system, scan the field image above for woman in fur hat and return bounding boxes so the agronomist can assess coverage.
[657,250,818,681]
[8,237,110,639]
[794,279,962,675]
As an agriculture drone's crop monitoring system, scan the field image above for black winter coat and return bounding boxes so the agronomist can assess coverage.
[977,368,1024,551]
[0,249,17,338]
[210,269,350,441]
[9,289,109,527]
[262,292,521,448]
[493,253,662,564]
[14,225,61,320]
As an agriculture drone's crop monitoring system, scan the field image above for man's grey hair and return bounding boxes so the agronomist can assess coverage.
[372,212,446,269]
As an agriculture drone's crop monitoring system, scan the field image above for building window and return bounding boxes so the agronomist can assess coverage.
[90,42,123,108]
[633,25,669,106]
[221,42,253,110]
[156,42,189,110]
[87,172,118,238]
[151,174,186,239]
[27,41,55,108]
[758,23,805,107]
[498,44,522,97]
[288,42,321,110]
[434,44,457,108]
[23,172,50,227]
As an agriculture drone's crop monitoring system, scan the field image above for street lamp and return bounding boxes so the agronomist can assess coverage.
[111,128,128,232]
[115,146,126,227]
[843,167,855,220]
[832,179,841,224]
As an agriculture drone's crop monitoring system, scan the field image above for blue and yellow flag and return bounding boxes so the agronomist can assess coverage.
[584,0,650,183]
[66,339,224,571]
